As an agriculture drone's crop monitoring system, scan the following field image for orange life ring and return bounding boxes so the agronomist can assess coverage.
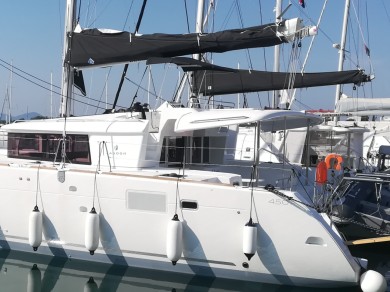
[325,153,343,171]
[315,160,328,184]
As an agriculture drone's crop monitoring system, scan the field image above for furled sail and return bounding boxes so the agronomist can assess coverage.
[147,57,371,95]
[67,19,314,68]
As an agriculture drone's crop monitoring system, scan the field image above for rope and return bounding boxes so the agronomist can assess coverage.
[35,163,41,207]
[249,164,256,219]
[93,141,106,209]
[174,138,187,216]
[60,116,68,168]
[93,168,98,209]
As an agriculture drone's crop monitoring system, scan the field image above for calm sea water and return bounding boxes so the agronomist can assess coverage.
[0,249,387,292]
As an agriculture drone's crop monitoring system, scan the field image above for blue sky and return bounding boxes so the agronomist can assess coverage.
[0,0,389,117]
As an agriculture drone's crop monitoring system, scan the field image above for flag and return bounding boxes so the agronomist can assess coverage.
[299,0,305,8]
[74,69,86,96]
[364,44,370,57]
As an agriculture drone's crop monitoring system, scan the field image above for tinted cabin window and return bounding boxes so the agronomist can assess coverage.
[160,136,210,167]
[8,133,91,165]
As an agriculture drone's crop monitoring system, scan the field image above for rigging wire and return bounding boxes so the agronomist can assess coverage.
[128,67,148,109]
[288,0,328,110]
[284,40,302,106]
[219,2,235,31]
[84,0,114,28]
[365,1,374,97]
[77,0,82,23]
[183,0,191,33]
[258,0,267,108]
[123,0,135,31]
[351,0,374,74]
[290,1,333,44]
[381,0,390,24]
[291,0,363,70]
[0,59,60,90]
[231,0,262,108]
[92,0,135,114]
[0,58,133,114]
[125,76,163,101]
[301,0,328,71]
[110,0,148,113]
[290,0,373,111]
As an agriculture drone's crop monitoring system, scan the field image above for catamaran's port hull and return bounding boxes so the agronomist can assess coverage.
[0,163,360,288]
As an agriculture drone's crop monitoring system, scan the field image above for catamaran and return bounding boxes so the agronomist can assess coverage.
[0,0,386,290]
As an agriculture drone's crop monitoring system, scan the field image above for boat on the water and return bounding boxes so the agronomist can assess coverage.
[1,103,363,288]
[328,171,390,240]
[325,146,390,242]
[0,0,387,290]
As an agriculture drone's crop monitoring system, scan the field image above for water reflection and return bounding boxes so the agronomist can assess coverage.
[0,250,369,292]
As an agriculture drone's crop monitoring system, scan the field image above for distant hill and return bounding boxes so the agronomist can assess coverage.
[0,112,43,122]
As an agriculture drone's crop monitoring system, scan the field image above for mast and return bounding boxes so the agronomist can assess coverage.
[50,72,53,118]
[194,0,205,62]
[8,61,13,124]
[188,0,205,108]
[174,0,205,104]
[60,0,77,117]
[334,0,350,119]
[273,0,282,108]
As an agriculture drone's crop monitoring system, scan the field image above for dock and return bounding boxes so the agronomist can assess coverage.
[346,236,390,246]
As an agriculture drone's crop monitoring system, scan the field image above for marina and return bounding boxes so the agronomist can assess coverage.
[1,0,390,291]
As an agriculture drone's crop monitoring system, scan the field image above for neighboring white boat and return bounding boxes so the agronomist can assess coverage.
[0,0,386,290]
[335,94,390,168]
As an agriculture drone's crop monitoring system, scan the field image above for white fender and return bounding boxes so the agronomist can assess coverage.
[84,276,99,292]
[85,207,99,255]
[28,206,42,251]
[243,218,257,261]
[27,264,41,292]
[360,270,387,292]
[166,214,183,265]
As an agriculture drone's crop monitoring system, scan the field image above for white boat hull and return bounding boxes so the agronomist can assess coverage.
[0,163,360,288]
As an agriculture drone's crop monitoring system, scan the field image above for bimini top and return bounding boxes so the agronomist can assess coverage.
[174,109,322,133]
